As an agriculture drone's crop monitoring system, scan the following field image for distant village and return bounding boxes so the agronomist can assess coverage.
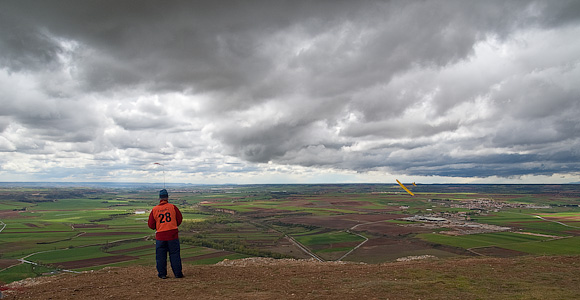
[429,197,551,211]
[400,198,551,235]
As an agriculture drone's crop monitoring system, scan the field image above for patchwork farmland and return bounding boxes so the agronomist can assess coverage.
[1,183,580,284]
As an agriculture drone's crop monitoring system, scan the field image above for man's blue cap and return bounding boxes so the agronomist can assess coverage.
[159,189,169,198]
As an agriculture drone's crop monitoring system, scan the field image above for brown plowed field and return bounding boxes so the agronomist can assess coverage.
[54,255,138,269]
[471,246,527,257]
[343,236,473,263]
[0,211,22,218]
[0,259,19,270]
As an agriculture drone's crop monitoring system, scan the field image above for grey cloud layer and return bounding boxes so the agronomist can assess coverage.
[1,0,579,181]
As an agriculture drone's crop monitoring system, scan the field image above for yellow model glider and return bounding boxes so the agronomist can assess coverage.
[396,179,415,196]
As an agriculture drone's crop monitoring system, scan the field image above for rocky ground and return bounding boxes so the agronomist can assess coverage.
[4,256,580,299]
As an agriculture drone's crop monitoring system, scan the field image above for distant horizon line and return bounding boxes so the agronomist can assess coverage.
[0,181,578,186]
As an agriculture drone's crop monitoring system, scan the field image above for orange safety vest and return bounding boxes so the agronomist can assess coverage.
[151,202,179,232]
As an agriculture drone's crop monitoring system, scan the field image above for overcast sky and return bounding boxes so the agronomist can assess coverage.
[0,0,579,184]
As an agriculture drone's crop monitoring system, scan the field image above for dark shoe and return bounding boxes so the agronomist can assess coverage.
[175,274,184,278]
[159,275,167,279]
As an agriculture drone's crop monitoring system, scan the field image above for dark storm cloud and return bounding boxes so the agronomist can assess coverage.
[0,0,579,182]
[0,2,524,92]
[0,15,63,72]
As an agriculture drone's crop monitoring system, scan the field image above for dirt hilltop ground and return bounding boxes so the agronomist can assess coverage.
[4,256,580,299]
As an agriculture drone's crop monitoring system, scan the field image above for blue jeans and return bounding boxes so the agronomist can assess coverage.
[155,239,183,277]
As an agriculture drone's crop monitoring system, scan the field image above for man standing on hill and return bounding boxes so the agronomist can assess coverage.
[148,189,184,279]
